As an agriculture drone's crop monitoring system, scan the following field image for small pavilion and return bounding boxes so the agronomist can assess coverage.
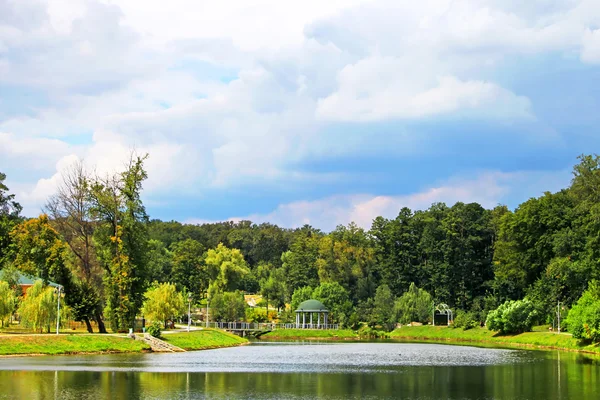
[295,299,329,329]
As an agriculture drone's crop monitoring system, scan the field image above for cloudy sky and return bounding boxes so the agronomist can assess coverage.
[1,0,599,230]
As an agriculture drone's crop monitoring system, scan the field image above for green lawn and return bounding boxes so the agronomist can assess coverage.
[261,328,358,340]
[389,325,600,354]
[0,334,150,356]
[163,329,247,350]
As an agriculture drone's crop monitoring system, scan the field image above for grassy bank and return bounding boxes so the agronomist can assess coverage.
[260,328,358,340]
[0,334,150,356]
[163,329,248,350]
[389,326,600,354]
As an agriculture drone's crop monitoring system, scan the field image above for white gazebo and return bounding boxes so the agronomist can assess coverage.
[295,299,329,329]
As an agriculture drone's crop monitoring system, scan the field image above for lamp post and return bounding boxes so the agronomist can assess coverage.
[557,301,562,334]
[55,286,63,335]
[205,292,210,328]
[187,293,192,332]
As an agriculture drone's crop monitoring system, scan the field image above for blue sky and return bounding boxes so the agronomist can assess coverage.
[1,0,600,231]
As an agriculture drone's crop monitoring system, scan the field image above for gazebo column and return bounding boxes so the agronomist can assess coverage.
[318,313,321,328]
[302,313,305,329]
[310,313,313,327]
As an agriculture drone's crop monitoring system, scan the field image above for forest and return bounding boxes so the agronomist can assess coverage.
[1,154,600,341]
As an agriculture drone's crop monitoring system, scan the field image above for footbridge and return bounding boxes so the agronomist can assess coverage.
[207,322,339,337]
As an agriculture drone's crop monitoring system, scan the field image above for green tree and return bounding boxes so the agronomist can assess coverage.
[259,265,286,315]
[210,291,246,322]
[146,239,173,284]
[0,172,22,266]
[394,283,432,324]
[291,286,314,311]
[142,283,185,329]
[0,280,17,327]
[312,282,352,326]
[371,284,396,331]
[281,228,321,299]
[10,215,72,285]
[170,239,206,300]
[205,243,249,296]
[17,280,57,333]
[92,154,150,332]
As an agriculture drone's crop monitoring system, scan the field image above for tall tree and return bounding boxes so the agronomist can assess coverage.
[205,243,249,296]
[91,154,150,332]
[44,162,106,332]
[0,172,22,266]
[170,239,206,300]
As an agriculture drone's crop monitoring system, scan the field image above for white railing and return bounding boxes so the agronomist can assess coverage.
[207,322,339,330]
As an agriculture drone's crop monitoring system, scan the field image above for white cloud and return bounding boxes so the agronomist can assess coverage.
[222,169,572,231]
[581,29,600,64]
[2,0,598,220]
[316,56,532,121]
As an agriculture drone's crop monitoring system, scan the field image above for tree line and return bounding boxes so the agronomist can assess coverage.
[1,154,600,340]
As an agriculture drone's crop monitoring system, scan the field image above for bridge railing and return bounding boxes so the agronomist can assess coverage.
[206,322,339,331]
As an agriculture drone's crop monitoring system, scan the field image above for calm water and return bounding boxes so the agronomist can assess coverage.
[0,342,598,399]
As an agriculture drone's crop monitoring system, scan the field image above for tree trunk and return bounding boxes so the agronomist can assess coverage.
[84,317,93,333]
[94,309,107,333]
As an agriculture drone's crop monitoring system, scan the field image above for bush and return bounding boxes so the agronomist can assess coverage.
[147,321,162,339]
[566,284,600,342]
[245,307,267,323]
[486,299,537,334]
[453,311,478,330]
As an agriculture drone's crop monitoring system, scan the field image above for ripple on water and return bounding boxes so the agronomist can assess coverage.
[0,342,532,373]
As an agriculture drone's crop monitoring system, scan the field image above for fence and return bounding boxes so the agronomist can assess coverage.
[207,322,339,331]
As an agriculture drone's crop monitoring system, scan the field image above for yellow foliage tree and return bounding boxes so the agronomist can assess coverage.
[142,283,184,329]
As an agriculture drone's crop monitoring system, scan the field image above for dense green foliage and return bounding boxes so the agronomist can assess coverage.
[2,154,600,339]
[566,281,600,341]
[142,282,185,328]
[210,291,246,322]
[146,321,162,338]
[486,299,537,334]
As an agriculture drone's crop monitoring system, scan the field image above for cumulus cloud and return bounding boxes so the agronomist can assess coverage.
[581,29,600,64]
[220,169,572,231]
[1,0,598,221]
[316,56,532,121]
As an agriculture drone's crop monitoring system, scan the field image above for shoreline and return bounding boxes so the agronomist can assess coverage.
[261,326,600,355]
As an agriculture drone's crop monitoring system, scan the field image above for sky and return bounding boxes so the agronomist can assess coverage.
[1,0,600,231]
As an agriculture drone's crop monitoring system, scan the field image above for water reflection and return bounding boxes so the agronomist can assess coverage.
[0,344,598,399]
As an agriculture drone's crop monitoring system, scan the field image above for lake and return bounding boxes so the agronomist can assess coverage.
[0,342,598,399]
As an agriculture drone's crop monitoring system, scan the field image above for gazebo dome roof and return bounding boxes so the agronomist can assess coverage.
[296,299,328,312]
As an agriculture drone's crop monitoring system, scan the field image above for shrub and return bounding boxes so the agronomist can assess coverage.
[453,311,478,330]
[566,284,600,342]
[486,299,537,334]
[147,321,162,338]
